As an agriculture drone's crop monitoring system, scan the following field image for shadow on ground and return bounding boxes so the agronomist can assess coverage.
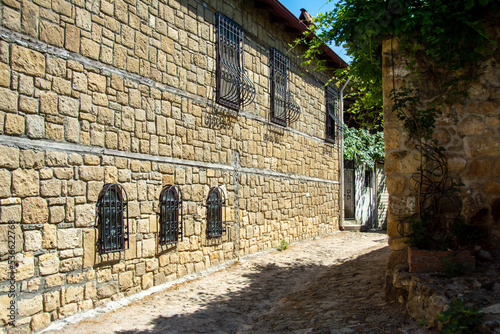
[116,244,423,334]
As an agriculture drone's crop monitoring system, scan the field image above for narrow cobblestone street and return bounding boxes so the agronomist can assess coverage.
[43,232,429,334]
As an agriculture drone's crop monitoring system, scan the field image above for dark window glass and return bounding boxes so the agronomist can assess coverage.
[270,48,300,126]
[159,185,182,245]
[326,85,339,142]
[96,184,129,254]
[206,187,226,238]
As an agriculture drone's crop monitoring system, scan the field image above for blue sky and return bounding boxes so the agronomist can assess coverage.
[279,0,351,63]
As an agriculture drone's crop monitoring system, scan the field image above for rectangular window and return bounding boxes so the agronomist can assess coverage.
[326,85,339,142]
[270,48,300,126]
[216,13,255,110]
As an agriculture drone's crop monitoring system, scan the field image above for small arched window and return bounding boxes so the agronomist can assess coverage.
[96,184,129,254]
[206,187,226,238]
[159,185,183,245]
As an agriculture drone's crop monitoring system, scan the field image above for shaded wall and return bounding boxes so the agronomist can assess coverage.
[383,23,500,298]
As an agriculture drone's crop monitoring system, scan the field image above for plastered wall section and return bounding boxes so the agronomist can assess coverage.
[0,0,341,332]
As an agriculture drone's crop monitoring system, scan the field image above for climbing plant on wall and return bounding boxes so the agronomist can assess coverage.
[343,127,384,169]
[299,0,498,128]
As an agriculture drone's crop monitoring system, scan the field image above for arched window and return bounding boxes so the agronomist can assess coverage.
[159,185,183,245]
[206,187,226,238]
[96,184,129,254]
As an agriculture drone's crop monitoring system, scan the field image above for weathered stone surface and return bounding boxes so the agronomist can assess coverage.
[22,197,48,224]
[59,96,80,117]
[49,205,65,224]
[4,113,25,135]
[13,169,39,197]
[75,204,95,227]
[43,224,57,249]
[43,291,60,312]
[0,294,14,326]
[65,24,80,52]
[31,312,51,331]
[40,91,58,115]
[0,62,10,88]
[464,137,500,158]
[24,230,42,251]
[0,87,18,112]
[88,73,107,92]
[40,20,64,47]
[79,166,104,181]
[11,45,45,77]
[14,253,35,281]
[57,229,82,249]
[97,282,118,298]
[119,271,134,290]
[60,257,83,272]
[0,145,19,169]
[64,117,80,143]
[64,285,84,304]
[26,115,45,139]
[0,169,11,198]
[40,180,62,197]
[18,295,43,317]
[21,1,39,37]
[141,238,156,258]
[39,253,59,275]
[0,224,22,256]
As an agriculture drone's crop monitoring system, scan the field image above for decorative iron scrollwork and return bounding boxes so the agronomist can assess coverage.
[159,185,183,245]
[206,187,226,238]
[270,48,301,126]
[96,183,129,254]
[216,13,256,110]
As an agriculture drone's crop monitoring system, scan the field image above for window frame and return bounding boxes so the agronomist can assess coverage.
[159,185,183,245]
[215,13,255,110]
[325,84,340,143]
[270,48,300,126]
[96,183,129,254]
[206,187,226,238]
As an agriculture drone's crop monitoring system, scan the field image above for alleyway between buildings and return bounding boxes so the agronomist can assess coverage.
[44,232,431,334]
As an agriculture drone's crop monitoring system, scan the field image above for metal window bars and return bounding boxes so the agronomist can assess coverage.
[216,13,255,110]
[159,185,183,245]
[270,48,300,126]
[206,187,226,238]
[326,85,342,142]
[96,184,129,254]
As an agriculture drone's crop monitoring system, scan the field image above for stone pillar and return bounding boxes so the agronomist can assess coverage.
[382,37,414,300]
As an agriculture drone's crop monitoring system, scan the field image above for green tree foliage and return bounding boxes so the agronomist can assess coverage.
[300,0,497,128]
[343,127,384,168]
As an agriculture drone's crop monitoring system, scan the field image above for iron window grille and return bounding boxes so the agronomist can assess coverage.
[206,187,226,238]
[159,185,183,245]
[216,13,255,110]
[96,184,129,254]
[270,48,300,126]
[326,84,342,142]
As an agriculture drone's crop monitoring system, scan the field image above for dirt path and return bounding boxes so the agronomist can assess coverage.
[44,232,431,334]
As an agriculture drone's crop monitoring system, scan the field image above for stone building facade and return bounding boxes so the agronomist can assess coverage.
[0,0,346,332]
[383,18,500,298]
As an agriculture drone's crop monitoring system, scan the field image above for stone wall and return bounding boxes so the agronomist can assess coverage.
[0,0,341,332]
[383,22,500,298]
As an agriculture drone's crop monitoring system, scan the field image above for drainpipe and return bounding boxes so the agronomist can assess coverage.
[339,77,351,231]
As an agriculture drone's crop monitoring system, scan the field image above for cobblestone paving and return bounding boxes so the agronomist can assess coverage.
[45,232,431,334]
